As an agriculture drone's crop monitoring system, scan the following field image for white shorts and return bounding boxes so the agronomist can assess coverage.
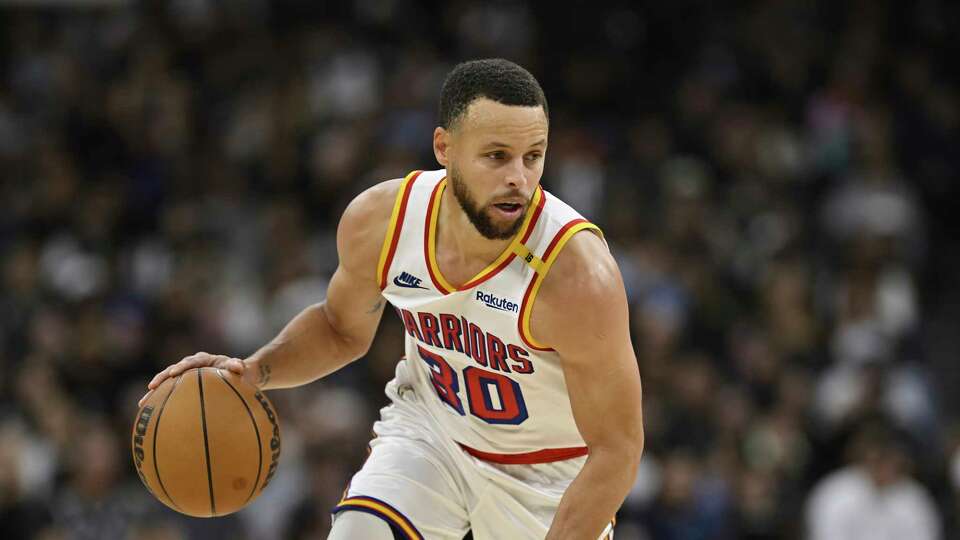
[332,360,614,540]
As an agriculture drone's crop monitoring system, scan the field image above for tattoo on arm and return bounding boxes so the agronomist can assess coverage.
[257,364,272,388]
[367,299,384,314]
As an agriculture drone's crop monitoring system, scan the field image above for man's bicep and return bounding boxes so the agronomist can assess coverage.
[323,261,387,349]
[321,178,400,353]
[561,333,643,451]
[557,296,643,451]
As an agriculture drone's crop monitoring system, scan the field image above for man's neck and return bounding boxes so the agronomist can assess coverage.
[436,187,513,269]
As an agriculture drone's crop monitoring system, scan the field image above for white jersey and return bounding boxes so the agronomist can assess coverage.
[376,169,602,464]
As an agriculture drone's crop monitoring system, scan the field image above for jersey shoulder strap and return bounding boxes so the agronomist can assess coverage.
[514,190,604,351]
[376,169,449,290]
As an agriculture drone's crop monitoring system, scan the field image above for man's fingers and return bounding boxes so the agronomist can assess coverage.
[145,354,242,391]
[147,356,197,390]
[137,390,153,408]
[149,363,178,388]
[165,353,208,378]
[147,368,168,390]
[226,359,245,374]
[168,359,191,377]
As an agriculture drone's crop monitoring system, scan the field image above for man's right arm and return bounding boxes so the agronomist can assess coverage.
[140,178,400,402]
[242,178,400,389]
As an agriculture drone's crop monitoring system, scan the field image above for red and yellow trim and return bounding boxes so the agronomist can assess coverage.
[518,218,603,351]
[377,170,423,290]
[459,443,588,464]
[424,178,545,294]
[333,495,423,540]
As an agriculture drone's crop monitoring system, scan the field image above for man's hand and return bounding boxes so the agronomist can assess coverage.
[138,353,251,408]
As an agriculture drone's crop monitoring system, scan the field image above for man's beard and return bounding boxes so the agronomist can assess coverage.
[449,167,529,240]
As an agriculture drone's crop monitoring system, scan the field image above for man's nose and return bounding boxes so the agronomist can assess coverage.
[503,158,528,189]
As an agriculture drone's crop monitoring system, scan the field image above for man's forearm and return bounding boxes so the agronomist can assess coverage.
[243,302,367,390]
[545,447,641,540]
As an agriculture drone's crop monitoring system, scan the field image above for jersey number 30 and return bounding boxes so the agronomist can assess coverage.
[417,345,528,425]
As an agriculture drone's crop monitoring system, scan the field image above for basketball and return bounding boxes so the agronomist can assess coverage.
[131,367,282,517]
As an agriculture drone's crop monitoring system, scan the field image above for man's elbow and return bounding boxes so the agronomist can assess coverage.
[315,302,374,362]
[591,428,645,476]
[617,413,645,460]
[334,329,374,362]
[346,338,374,361]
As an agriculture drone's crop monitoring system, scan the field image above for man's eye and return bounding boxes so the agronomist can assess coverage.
[487,152,505,160]
[525,153,542,161]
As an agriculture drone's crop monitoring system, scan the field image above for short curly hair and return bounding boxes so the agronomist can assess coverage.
[438,58,549,129]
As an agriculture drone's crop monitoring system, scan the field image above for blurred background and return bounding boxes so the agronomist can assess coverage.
[1,0,959,539]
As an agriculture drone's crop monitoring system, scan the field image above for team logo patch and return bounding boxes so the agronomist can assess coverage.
[476,290,519,313]
[394,271,428,289]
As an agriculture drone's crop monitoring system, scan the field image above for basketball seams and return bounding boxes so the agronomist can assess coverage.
[214,368,263,507]
[140,367,277,516]
[197,368,217,516]
[152,373,185,512]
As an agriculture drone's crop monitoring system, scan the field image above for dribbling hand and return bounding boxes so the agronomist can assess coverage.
[138,353,247,408]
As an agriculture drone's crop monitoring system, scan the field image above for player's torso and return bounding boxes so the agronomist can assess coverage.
[378,169,601,458]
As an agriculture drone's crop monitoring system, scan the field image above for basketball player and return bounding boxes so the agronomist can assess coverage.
[140,59,643,540]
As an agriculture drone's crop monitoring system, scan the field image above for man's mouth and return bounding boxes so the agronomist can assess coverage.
[491,202,524,218]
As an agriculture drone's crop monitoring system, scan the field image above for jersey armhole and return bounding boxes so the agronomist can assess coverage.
[376,170,422,290]
[517,220,604,351]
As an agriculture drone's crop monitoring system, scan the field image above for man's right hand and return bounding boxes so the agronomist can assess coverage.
[137,353,248,408]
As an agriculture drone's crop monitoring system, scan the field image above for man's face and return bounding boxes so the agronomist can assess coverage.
[440,98,548,240]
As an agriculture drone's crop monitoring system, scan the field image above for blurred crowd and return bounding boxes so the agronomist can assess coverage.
[2,1,959,539]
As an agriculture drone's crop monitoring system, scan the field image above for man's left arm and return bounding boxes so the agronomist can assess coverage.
[532,231,644,540]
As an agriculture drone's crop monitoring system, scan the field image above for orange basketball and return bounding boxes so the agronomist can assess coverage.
[131,367,281,517]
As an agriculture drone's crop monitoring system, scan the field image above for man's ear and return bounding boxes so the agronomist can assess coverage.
[433,126,450,167]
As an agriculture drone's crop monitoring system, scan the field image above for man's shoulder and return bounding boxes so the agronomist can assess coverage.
[530,221,624,349]
[342,168,443,224]
[346,178,404,218]
[336,177,406,277]
[538,224,615,305]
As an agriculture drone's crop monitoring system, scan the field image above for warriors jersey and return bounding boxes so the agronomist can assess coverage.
[376,169,603,464]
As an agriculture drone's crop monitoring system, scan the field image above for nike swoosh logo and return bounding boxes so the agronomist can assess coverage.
[393,276,428,289]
